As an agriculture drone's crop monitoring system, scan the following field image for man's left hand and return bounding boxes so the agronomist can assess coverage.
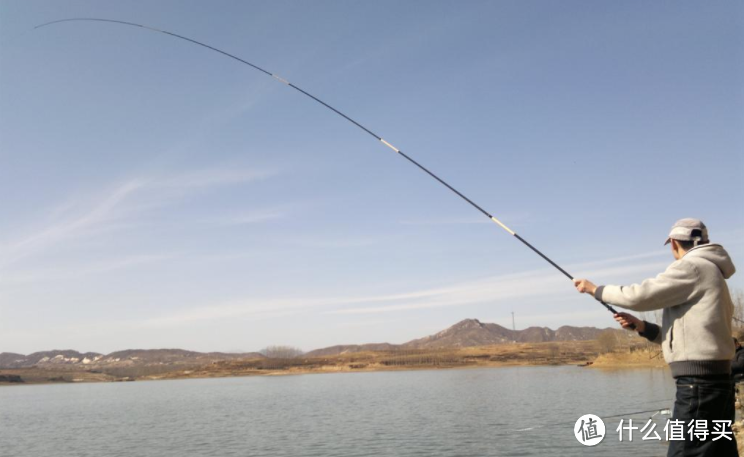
[573,278,597,297]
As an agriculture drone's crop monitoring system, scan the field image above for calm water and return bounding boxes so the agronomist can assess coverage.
[0,366,676,457]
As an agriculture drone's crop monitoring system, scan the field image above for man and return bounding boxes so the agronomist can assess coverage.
[574,218,737,457]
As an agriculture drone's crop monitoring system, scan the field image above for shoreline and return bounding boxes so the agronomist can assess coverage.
[1,341,670,386]
[0,361,602,386]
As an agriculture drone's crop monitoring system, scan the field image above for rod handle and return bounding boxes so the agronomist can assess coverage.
[603,302,637,330]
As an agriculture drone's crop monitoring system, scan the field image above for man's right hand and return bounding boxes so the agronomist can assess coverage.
[614,312,645,333]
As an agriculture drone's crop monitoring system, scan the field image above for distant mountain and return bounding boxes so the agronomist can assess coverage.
[0,350,104,368]
[409,319,615,347]
[1,320,617,368]
[0,352,30,369]
[308,319,617,355]
[0,349,263,369]
[404,319,514,348]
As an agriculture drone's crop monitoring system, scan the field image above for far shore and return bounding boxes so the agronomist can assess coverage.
[0,360,585,386]
[0,339,670,386]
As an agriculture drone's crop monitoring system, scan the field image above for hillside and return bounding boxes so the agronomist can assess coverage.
[1,318,623,381]
[406,319,615,347]
[0,350,104,368]
[0,348,263,370]
[306,319,617,356]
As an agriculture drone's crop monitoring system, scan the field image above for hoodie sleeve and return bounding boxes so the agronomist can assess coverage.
[594,261,698,312]
[638,322,662,345]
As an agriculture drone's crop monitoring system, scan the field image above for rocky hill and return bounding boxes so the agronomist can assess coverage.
[0,352,31,369]
[2,319,618,367]
[0,349,263,369]
[404,319,613,348]
[306,319,617,356]
[404,319,514,348]
[0,350,104,368]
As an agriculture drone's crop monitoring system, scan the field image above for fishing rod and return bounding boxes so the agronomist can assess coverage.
[33,18,626,322]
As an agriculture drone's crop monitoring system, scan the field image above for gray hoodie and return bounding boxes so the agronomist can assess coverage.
[595,244,737,377]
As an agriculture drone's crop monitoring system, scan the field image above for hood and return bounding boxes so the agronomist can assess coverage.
[684,244,736,279]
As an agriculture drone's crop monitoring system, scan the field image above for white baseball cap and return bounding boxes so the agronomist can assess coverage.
[664,218,709,246]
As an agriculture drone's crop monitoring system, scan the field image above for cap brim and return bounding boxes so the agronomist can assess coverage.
[664,238,672,246]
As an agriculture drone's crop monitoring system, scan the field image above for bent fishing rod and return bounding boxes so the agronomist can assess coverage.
[33,18,627,323]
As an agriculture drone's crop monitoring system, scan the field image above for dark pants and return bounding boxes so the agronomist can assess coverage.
[668,375,739,457]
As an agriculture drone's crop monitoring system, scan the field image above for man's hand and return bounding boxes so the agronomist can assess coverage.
[573,278,597,296]
[614,312,645,333]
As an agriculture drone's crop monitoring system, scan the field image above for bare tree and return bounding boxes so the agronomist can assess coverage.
[260,346,304,359]
[596,330,618,354]
[547,343,560,359]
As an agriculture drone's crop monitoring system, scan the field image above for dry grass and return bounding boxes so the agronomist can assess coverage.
[154,340,603,380]
[1,336,661,385]
[591,346,667,369]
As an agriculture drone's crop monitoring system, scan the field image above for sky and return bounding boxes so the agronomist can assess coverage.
[1,1,742,355]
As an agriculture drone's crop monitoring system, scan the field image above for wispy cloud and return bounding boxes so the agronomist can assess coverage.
[334,320,390,329]
[0,254,171,285]
[211,211,285,227]
[139,300,311,328]
[0,167,276,268]
[286,236,382,249]
[327,263,668,316]
[139,251,672,326]
[398,217,490,226]
[0,179,145,267]
[398,211,531,227]
[155,169,271,189]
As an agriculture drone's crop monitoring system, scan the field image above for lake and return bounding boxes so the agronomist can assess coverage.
[0,366,676,456]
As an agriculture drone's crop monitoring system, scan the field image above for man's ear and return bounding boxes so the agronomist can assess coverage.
[670,239,682,259]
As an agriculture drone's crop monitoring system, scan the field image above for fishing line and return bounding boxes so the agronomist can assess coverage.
[513,404,673,432]
[33,18,625,321]
[601,407,672,420]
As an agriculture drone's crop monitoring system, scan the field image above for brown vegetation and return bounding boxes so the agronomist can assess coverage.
[595,329,619,354]
[260,345,304,359]
[1,317,673,385]
[591,345,667,369]
[1,337,654,385]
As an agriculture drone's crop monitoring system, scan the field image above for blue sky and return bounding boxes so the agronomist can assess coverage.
[1,1,742,354]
